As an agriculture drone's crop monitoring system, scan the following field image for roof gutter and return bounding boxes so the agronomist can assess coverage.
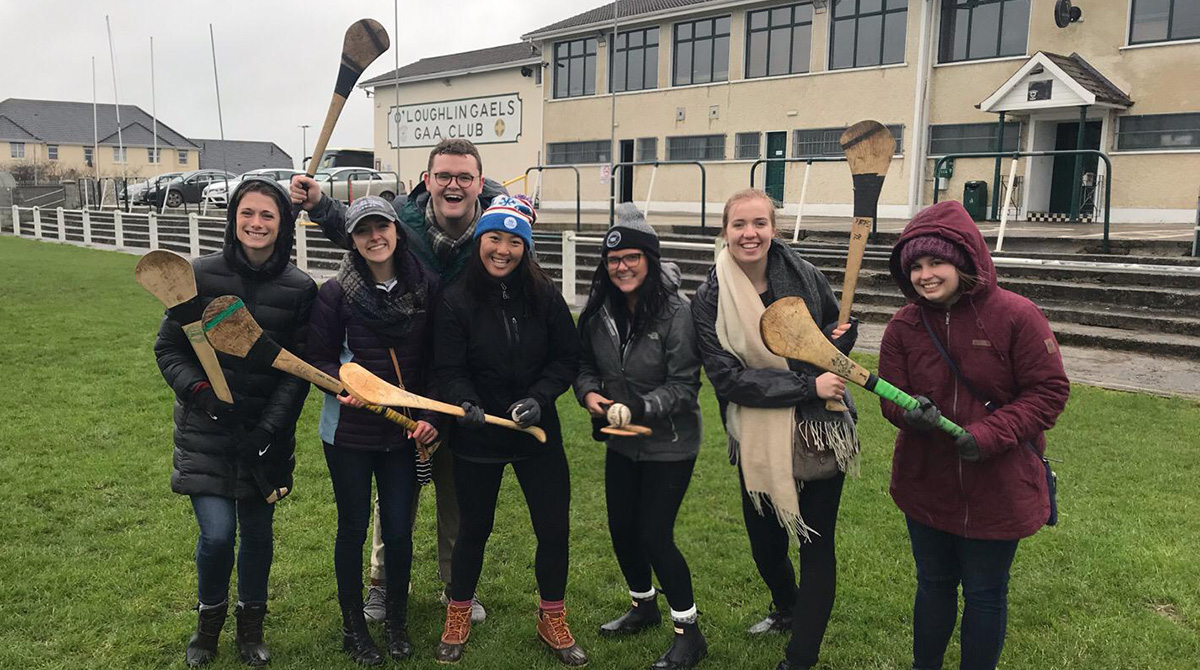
[521,0,758,42]
[360,57,542,89]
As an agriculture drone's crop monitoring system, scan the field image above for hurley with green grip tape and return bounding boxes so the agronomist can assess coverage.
[759,296,965,438]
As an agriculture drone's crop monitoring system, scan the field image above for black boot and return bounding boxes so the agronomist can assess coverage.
[234,602,270,667]
[384,589,414,660]
[341,602,384,666]
[651,619,707,670]
[185,600,228,667]
[599,593,662,636]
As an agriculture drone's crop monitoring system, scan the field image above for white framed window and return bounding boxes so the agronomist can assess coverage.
[178,149,189,164]
[666,134,725,161]
[148,147,161,163]
[47,145,59,161]
[84,146,94,167]
[10,142,25,158]
[113,146,127,163]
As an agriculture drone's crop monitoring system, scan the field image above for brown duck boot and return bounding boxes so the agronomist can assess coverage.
[185,600,228,667]
[537,608,589,667]
[435,601,473,664]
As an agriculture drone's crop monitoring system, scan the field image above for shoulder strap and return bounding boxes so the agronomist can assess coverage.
[920,308,997,412]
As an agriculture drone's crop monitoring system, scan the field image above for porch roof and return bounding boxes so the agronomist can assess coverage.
[978,52,1133,114]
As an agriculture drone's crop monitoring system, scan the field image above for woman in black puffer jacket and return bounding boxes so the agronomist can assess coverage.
[154,177,315,667]
[306,195,441,665]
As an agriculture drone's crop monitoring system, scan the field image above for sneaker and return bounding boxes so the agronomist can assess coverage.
[536,608,588,667]
[441,590,487,624]
[364,585,386,624]
[435,602,473,664]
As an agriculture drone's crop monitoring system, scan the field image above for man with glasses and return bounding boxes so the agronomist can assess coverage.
[291,138,506,626]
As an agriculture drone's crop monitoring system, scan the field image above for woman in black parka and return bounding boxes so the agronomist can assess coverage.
[155,177,316,668]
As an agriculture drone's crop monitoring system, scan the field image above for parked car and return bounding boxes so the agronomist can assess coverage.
[148,170,236,209]
[128,172,184,205]
[201,168,302,208]
[314,167,403,203]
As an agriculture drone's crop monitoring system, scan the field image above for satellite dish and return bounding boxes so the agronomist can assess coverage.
[1054,0,1082,28]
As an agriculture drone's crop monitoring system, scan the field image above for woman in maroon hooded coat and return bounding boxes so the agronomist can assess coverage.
[878,201,1069,670]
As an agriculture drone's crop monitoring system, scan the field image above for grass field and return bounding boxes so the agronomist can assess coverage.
[0,235,1197,670]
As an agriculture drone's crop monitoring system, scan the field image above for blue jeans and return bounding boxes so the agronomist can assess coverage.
[190,495,275,606]
[323,444,417,610]
[906,516,1019,670]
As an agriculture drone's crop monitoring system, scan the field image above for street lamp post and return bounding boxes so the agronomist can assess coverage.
[299,124,310,171]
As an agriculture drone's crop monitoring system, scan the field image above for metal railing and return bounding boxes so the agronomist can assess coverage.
[525,165,581,231]
[609,160,708,233]
[932,150,1114,252]
[749,156,854,241]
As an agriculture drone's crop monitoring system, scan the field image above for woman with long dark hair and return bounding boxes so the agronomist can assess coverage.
[431,196,585,666]
[306,195,441,665]
[575,204,707,670]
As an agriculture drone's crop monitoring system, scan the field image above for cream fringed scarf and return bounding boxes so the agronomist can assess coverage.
[714,248,811,539]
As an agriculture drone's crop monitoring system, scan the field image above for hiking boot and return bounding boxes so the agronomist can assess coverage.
[363,585,386,624]
[185,600,228,667]
[384,589,413,660]
[441,589,487,624]
[234,602,270,667]
[747,609,792,635]
[436,601,473,663]
[537,608,589,667]
[341,602,383,666]
[651,619,707,670]
[599,593,661,636]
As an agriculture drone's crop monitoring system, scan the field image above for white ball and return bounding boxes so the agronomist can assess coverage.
[606,403,632,428]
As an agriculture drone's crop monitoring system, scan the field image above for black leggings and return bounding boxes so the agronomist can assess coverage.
[606,450,696,612]
[740,468,845,668]
[448,448,571,603]
[323,443,417,611]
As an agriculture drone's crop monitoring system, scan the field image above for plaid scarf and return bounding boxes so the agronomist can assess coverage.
[426,199,481,264]
[336,253,429,340]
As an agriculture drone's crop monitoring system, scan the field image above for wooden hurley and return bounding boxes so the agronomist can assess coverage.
[759,297,965,438]
[200,296,420,434]
[823,120,896,412]
[601,424,653,437]
[340,362,549,444]
[305,19,390,178]
[135,250,232,403]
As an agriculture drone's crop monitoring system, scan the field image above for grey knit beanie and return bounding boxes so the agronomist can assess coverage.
[604,203,661,258]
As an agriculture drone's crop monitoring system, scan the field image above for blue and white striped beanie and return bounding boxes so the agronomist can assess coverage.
[474,195,536,249]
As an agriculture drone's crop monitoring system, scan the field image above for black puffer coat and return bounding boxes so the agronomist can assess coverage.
[433,275,580,462]
[155,177,317,498]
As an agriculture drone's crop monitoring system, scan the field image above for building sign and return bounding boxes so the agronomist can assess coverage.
[388,93,522,148]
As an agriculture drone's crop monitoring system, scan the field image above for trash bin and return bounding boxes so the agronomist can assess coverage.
[963,181,988,221]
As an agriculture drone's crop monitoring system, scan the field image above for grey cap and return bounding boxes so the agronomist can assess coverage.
[345,195,398,234]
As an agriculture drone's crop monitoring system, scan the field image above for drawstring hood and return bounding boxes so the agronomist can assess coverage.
[223,177,298,279]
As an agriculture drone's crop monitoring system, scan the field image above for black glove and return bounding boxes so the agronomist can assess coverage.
[457,402,486,429]
[590,415,611,442]
[955,431,981,462]
[238,427,274,461]
[191,383,236,422]
[903,396,942,432]
[507,398,541,428]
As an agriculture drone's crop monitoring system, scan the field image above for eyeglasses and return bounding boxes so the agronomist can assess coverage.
[605,252,644,270]
[432,172,477,188]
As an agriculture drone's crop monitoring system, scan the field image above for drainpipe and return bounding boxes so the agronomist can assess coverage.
[906,0,935,217]
[991,111,1006,220]
[1069,104,1088,222]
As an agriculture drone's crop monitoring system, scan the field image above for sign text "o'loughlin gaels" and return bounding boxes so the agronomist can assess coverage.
[388,93,522,148]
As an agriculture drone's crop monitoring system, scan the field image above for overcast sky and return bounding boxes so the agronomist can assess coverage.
[0,0,599,170]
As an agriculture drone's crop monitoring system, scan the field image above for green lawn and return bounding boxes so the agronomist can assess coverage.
[0,235,1197,670]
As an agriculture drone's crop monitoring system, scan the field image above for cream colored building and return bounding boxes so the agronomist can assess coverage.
[366,1,1200,223]
[0,99,199,181]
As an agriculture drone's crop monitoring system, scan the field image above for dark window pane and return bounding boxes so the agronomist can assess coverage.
[628,48,644,90]
[792,24,812,72]
[750,9,768,30]
[968,1,1000,60]
[569,56,583,96]
[586,38,597,55]
[555,61,568,97]
[694,35,712,82]
[771,7,790,24]
[953,7,970,60]
[883,11,907,63]
[796,4,813,22]
[861,0,882,13]
[768,26,791,76]
[833,0,855,18]
[748,31,768,77]
[613,50,627,92]
[675,41,692,84]
[716,16,730,34]
[886,0,906,8]
[831,19,855,68]
[999,0,1030,56]
[556,42,568,58]
[583,51,596,94]
[856,14,883,66]
[647,28,659,46]
[714,35,729,81]
[1131,0,1170,43]
[1173,1,1200,39]
[696,20,712,38]
[616,32,627,50]
[677,22,692,40]
[646,44,659,87]
[571,40,582,56]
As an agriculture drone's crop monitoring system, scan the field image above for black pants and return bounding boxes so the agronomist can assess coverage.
[606,450,697,613]
[448,448,571,603]
[740,468,845,668]
[324,443,416,611]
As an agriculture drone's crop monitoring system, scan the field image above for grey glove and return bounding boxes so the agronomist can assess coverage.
[955,431,981,462]
[457,402,486,429]
[507,398,541,428]
[904,395,942,432]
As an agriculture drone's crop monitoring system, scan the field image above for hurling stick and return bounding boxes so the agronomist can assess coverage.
[601,425,653,437]
[340,363,549,444]
[200,296,420,433]
[304,19,390,178]
[759,297,965,438]
[135,250,233,403]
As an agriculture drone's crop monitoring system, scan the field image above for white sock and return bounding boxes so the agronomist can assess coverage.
[629,587,656,600]
[671,605,698,623]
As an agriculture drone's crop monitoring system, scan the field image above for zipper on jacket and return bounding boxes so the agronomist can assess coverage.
[947,310,969,536]
[499,281,519,349]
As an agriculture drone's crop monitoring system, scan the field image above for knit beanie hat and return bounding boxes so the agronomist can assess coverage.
[604,203,661,259]
[474,194,535,249]
[900,234,971,273]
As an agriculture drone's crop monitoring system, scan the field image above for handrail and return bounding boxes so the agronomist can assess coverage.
[932,150,1113,252]
[748,155,849,190]
[608,160,707,233]
[525,165,582,231]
